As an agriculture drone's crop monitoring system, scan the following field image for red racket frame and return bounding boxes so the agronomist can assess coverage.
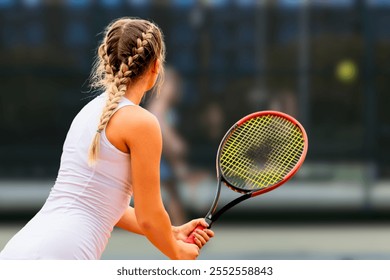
[185,111,308,244]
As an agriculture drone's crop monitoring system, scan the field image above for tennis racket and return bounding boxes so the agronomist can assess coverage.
[186,110,308,243]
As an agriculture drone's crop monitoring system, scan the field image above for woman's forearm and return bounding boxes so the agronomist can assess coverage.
[135,205,181,260]
[115,206,144,235]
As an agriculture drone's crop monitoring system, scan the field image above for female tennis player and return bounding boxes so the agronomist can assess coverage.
[0,17,213,260]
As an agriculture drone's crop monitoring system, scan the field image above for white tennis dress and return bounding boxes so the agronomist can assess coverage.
[0,93,134,259]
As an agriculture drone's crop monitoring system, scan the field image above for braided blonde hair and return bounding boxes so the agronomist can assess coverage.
[88,18,166,166]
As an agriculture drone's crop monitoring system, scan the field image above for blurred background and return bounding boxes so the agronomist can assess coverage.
[1,0,390,259]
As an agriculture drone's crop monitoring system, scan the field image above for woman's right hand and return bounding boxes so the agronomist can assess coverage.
[176,240,200,260]
[173,218,214,249]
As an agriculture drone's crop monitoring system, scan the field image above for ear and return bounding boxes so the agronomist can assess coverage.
[151,59,160,74]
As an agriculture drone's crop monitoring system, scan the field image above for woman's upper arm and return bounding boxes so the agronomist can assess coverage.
[123,107,165,219]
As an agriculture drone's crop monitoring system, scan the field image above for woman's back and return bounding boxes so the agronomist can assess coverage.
[0,93,134,259]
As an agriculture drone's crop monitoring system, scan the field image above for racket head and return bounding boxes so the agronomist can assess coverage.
[216,111,308,197]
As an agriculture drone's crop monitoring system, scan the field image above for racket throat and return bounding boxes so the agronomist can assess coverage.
[209,192,252,227]
[204,205,216,228]
[204,178,223,228]
[204,216,213,228]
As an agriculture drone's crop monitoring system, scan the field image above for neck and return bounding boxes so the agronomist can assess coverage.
[124,71,156,105]
[124,80,148,105]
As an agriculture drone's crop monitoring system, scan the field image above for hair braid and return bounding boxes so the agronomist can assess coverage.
[88,62,131,166]
[88,18,165,166]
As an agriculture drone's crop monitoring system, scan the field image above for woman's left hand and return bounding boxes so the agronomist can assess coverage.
[173,218,214,249]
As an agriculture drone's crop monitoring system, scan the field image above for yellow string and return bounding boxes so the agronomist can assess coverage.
[220,115,305,190]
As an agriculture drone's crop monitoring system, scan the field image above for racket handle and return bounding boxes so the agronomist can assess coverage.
[185,225,206,244]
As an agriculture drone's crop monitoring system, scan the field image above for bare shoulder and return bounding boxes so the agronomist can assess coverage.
[123,105,158,124]
[112,105,162,146]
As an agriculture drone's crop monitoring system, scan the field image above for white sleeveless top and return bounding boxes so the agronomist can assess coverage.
[0,93,134,259]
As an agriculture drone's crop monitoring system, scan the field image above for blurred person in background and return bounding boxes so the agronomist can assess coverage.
[146,67,188,225]
[178,99,227,207]
[197,101,226,171]
[0,17,213,260]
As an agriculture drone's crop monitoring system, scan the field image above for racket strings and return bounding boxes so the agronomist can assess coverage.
[220,118,272,188]
[262,118,303,181]
[220,118,269,187]
[233,117,287,188]
[243,116,302,187]
[225,117,278,187]
[220,114,305,190]
[245,116,303,187]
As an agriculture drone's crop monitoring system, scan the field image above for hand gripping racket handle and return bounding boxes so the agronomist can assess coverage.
[185,225,206,244]
[185,217,212,244]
